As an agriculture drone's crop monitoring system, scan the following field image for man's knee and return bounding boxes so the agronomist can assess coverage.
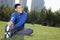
[16,28,33,35]
[26,28,33,35]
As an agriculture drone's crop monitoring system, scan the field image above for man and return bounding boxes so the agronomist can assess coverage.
[5,4,33,38]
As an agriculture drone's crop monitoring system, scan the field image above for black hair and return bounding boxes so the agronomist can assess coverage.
[14,4,21,9]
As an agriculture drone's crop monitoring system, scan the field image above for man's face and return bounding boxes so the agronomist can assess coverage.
[15,5,23,13]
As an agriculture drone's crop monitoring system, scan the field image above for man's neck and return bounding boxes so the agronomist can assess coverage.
[15,11,23,15]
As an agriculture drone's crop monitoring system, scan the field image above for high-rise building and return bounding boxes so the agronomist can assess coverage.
[0,0,44,12]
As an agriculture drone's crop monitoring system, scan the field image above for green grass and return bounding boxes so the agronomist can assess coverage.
[0,21,60,40]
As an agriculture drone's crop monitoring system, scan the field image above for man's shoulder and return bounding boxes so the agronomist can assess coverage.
[11,12,17,16]
[23,11,27,15]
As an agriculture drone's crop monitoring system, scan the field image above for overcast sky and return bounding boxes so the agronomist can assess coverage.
[44,0,60,12]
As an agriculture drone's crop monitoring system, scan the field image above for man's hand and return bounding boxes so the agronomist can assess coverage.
[7,21,14,29]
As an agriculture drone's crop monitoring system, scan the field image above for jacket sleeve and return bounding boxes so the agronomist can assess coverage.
[14,12,27,28]
[10,13,16,23]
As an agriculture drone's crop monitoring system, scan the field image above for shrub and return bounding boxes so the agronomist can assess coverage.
[0,5,14,21]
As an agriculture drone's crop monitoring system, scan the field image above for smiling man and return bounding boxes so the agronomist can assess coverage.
[5,4,33,38]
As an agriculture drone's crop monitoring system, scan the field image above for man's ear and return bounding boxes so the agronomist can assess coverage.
[15,9,17,11]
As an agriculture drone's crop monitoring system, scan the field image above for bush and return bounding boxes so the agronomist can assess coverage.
[0,5,14,21]
[27,8,60,27]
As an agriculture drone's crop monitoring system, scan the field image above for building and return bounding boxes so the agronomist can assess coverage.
[26,0,44,11]
[0,0,44,12]
[0,0,60,12]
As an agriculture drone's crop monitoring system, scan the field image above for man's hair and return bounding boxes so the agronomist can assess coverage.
[14,4,21,9]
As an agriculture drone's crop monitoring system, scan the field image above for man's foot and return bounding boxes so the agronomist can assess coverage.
[5,31,11,38]
[5,26,12,38]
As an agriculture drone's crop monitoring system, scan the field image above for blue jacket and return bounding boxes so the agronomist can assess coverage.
[10,11,27,29]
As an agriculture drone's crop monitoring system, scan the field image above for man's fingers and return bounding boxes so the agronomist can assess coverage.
[10,24,14,29]
[7,21,14,29]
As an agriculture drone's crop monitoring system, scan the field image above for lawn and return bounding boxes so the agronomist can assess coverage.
[0,21,60,40]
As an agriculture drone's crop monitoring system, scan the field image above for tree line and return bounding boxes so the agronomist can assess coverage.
[0,5,60,27]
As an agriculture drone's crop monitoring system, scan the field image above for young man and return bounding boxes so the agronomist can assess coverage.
[5,4,33,38]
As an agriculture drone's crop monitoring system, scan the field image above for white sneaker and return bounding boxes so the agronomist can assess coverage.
[5,26,11,38]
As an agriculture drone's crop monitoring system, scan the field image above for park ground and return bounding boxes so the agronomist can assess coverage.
[0,21,60,40]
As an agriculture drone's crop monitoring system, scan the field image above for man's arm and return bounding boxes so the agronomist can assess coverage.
[7,13,16,29]
[14,12,27,28]
[10,13,16,23]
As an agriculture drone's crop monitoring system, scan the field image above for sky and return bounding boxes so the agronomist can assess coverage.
[15,0,20,4]
[26,0,32,12]
[44,0,60,12]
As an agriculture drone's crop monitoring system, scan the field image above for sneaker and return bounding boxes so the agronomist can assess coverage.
[5,26,12,38]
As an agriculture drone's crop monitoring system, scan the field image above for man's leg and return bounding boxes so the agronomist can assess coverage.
[5,25,33,38]
[16,28,33,35]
